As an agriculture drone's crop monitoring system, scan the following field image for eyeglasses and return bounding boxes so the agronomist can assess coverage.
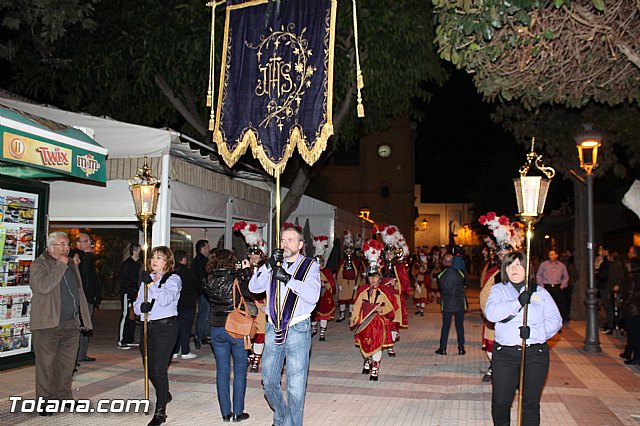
[52,243,70,247]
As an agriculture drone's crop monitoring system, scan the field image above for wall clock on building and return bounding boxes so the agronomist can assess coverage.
[377,144,392,158]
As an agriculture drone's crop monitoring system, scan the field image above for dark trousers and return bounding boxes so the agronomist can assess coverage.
[492,342,550,426]
[140,317,179,408]
[546,285,567,322]
[118,294,136,345]
[563,286,573,321]
[625,315,640,360]
[173,307,195,355]
[32,319,79,401]
[439,310,465,350]
[599,288,614,330]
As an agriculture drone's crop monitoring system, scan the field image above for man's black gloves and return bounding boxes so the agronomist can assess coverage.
[274,266,291,284]
[519,325,531,339]
[142,271,153,285]
[268,249,284,269]
[140,302,153,313]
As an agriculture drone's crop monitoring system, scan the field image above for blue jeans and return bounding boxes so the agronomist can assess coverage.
[195,294,210,341]
[210,326,248,417]
[262,318,312,426]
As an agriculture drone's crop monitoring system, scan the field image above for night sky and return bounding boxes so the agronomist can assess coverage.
[415,70,572,216]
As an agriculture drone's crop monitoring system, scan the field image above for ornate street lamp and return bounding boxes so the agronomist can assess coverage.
[421,218,428,230]
[576,131,602,353]
[512,137,555,426]
[129,158,160,400]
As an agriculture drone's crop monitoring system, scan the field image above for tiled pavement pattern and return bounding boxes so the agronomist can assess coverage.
[2,288,640,425]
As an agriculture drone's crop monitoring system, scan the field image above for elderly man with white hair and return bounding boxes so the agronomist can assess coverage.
[30,231,93,415]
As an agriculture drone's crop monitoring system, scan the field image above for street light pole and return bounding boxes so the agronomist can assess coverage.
[576,132,602,353]
[583,172,601,352]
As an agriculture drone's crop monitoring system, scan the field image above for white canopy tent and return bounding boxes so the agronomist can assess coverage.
[0,97,272,247]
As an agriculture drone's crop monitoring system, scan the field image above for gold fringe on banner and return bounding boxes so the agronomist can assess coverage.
[352,0,365,118]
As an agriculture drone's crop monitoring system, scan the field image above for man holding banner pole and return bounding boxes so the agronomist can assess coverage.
[249,225,320,426]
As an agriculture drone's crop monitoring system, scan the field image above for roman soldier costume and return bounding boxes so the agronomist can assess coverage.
[351,239,394,381]
[311,235,336,341]
[376,224,410,357]
[336,231,362,322]
[233,221,268,373]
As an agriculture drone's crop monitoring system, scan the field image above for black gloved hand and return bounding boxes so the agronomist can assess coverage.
[268,249,284,269]
[518,290,534,306]
[519,325,531,339]
[140,302,153,313]
[142,271,153,285]
[274,266,291,284]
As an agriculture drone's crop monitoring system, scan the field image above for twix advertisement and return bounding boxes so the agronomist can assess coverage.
[3,132,72,173]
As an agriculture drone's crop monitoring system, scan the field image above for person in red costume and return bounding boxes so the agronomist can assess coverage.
[311,235,336,341]
[233,221,268,374]
[376,224,411,357]
[351,240,395,381]
[336,231,362,323]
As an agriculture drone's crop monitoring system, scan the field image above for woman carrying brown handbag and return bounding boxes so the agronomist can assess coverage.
[204,248,254,423]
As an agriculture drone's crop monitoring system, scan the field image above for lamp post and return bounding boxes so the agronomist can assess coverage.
[576,131,602,353]
[129,158,160,400]
[512,137,555,426]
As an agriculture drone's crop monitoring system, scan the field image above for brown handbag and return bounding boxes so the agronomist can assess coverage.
[225,278,257,349]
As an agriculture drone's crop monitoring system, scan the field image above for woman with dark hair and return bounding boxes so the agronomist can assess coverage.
[204,248,252,422]
[485,251,562,426]
[133,246,181,426]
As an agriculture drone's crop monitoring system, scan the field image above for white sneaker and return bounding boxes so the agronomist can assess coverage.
[172,353,179,359]
[181,352,197,359]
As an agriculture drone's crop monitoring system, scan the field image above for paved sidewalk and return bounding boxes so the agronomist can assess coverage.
[2,289,640,425]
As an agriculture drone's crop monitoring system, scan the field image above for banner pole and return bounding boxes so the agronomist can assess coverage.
[275,173,281,245]
[517,220,534,426]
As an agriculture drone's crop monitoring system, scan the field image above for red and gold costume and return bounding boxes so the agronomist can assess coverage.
[351,285,394,356]
[336,257,362,305]
[315,267,336,320]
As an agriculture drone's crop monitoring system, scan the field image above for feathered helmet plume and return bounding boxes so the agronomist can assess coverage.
[478,212,522,251]
[312,235,329,259]
[363,239,384,275]
[374,223,409,259]
[233,221,266,254]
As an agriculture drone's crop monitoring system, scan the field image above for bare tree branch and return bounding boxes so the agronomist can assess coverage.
[154,73,208,137]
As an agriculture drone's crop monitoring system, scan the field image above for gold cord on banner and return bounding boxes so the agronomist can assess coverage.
[352,0,365,118]
[207,1,223,131]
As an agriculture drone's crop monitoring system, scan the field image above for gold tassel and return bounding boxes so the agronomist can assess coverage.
[352,0,365,118]
[206,2,218,111]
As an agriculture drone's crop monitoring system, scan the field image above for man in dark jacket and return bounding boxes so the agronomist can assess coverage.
[192,239,211,344]
[435,253,467,355]
[117,242,141,349]
[173,250,199,359]
[621,246,640,364]
[75,232,100,362]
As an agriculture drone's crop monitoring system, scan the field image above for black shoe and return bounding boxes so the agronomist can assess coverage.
[233,413,250,422]
[147,408,167,426]
[459,348,466,355]
[482,369,492,383]
[78,357,96,362]
[222,414,232,422]
[624,358,640,365]
[620,352,632,360]
[415,311,421,315]
[435,348,446,355]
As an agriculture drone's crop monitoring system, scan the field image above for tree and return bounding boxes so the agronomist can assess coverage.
[432,0,640,108]
[1,0,447,220]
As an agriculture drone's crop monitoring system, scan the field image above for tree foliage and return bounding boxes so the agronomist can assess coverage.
[1,0,446,218]
[432,0,640,108]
